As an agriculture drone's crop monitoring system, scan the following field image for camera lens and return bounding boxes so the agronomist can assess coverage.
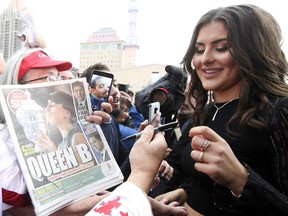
[150,88,168,105]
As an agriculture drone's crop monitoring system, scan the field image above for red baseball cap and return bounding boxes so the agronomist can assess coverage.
[18,50,72,81]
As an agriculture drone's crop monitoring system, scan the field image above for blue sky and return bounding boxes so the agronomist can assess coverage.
[1,0,287,69]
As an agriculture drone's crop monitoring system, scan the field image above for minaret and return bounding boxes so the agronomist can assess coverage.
[126,0,138,46]
[122,0,139,68]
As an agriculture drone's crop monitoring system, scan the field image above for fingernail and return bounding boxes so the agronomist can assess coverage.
[141,119,148,125]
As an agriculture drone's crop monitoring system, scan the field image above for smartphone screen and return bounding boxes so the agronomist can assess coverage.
[90,70,114,111]
[148,102,160,124]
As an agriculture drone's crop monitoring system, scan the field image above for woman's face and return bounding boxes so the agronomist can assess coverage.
[192,21,243,101]
[46,100,70,125]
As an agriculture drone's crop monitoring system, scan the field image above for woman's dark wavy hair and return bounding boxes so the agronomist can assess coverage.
[182,4,288,135]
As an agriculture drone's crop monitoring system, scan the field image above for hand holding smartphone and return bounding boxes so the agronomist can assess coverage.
[90,70,114,111]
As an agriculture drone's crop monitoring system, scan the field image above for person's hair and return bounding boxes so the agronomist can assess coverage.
[72,80,84,90]
[0,48,44,85]
[80,62,110,84]
[90,76,104,88]
[114,97,135,128]
[70,68,79,78]
[62,103,77,124]
[0,48,45,123]
[92,131,101,139]
[182,4,288,135]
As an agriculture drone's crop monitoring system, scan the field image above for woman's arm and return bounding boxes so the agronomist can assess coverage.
[190,98,288,215]
[232,100,288,215]
[71,132,90,164]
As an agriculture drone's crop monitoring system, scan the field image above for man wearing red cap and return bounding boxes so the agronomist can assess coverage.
[0,48,72,85]
[0,48,109,215]
[19,49,72,83]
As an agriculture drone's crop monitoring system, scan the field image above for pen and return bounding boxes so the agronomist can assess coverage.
[120,121,178,142]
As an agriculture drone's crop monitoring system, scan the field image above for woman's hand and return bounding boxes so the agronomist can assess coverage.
[35,132,57,153]
[189,126,248,196]
[158,160,174,180]
[155,188,187,206]
[149,197,187,216]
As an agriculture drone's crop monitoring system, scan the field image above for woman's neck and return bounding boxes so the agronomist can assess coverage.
[213,91,240,103]
[213,79,243,103]
[59,123,74,138]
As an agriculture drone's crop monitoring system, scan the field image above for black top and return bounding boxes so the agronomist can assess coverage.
[167,98,288,215]
[58,126,82,150]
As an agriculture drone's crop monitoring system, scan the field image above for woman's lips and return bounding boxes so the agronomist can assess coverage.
[203,68,222,74]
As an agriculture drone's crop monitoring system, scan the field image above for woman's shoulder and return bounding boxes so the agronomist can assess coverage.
[70,125,84,137]
[71,131,86,145]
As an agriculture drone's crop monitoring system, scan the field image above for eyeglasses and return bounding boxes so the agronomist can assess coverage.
[21,75,63,84]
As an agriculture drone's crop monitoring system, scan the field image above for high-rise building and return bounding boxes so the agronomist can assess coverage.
[79,0,139,72]
[0,0,24,61]
[79,27,126,72]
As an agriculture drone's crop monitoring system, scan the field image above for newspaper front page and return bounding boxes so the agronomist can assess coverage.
[0,78,123,215]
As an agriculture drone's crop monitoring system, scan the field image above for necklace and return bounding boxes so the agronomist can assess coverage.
[212,98,239,121]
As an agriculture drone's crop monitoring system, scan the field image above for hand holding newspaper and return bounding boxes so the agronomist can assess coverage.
[0,78,123,215]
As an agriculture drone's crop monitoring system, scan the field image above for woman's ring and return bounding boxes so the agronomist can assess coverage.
[200,139,211,151]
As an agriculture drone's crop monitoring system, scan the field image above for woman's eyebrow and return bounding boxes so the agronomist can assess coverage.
[196,37,228,46]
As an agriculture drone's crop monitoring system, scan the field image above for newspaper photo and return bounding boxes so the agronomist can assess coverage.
[0,78,123,216]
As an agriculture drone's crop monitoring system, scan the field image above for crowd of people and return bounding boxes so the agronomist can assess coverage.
[1,3,288,216]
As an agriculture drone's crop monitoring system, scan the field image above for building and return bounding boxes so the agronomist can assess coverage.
[78,0,169,93]
[0,0,24,61]
[79,28,126,72]
[79,0,139,72]
[113,64,167,92]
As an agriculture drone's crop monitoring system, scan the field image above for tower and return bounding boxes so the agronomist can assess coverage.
[79,0,140,71]
[122,0,139,68]
[126,0,138,46]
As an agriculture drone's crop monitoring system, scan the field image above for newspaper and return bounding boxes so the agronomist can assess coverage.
[0,78,123,216]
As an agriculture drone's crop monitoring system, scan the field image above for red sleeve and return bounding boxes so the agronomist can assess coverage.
[2,188,31,207]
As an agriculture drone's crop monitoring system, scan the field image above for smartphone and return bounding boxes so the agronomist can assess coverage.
[148,102,160,124]
[118,83,129,92]
[90,70,114,111]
